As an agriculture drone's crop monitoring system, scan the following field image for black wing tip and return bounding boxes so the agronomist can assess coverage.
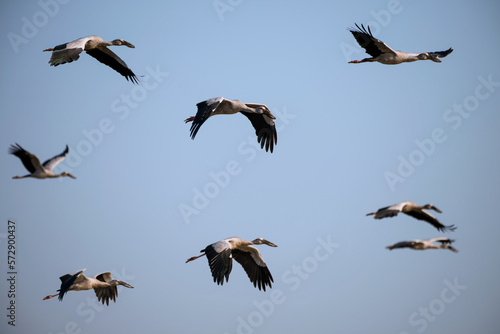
[8,143,20,154]
[256,127,277,153]
[349,23,372,36]
[441,224,457,232]
[126,74,140,84]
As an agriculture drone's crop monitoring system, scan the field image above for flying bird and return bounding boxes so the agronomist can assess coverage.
[366,201,456,232]
[185,97,278,153]
[9,143,76,180]
[43,269,134,305]
[186,237,277,291]
[348,23,453,65]
[43,35,138,83]
[386,237,458,253]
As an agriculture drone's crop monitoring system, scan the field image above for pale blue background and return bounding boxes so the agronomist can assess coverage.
[1,0,499,333]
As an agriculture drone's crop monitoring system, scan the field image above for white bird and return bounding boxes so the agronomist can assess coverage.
[386,237,458,253]
[366,201,456,232]
[186,237,277,291]
[43,35,138,83]
[348,23,453,65]
[9,143,76,180]
[185,97,278,153]
[43,269,134,305]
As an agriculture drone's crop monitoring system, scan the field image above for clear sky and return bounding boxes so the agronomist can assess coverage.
[1,0,500,333]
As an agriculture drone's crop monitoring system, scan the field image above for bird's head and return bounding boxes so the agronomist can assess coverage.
[62,172,77,179]
[112,39,135,48]
[252,238,278,247]
[423,204,442,213]
[418,52,441,62]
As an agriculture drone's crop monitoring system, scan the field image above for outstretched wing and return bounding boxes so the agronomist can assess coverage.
[86,47,138,83]
[428,48,453,58]
[239,112,277,153]
[48,42,85,66]
[428,237,455,245]
[386,241,418,250]
[9,143,43,174]
[94,272,118,305]
[349,23,396,57]
[205,240,233,286]
[189,97,225,139]
[404,210,455,232]
[369,202,408,219]
[232,247,274,291]
[58,269,85,301]
[42,145,69,171]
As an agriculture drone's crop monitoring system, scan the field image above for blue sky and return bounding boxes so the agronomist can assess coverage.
[1,0,500,333]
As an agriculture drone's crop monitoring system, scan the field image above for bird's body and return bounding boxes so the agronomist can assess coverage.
[185,97,278,153]
[43,269,134,305]
[366,201,456,232]
[386,237,458,252]
[186,237,277,291]
[348,24,453,65]
[9,143,76,180]
[43,35,138,83]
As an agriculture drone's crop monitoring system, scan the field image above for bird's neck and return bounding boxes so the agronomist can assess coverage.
[403,53,420,62]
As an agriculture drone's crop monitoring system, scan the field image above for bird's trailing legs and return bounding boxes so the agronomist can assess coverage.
[43,293,58,300]
[185,253,206,263]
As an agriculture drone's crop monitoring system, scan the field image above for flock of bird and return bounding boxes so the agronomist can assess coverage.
[8,23,456,303]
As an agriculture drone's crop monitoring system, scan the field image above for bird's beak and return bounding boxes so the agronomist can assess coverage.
[432,206,442,213]
[120,281,134,288]
[265,241,278,247]
[68,173,77,179]
[430,56,441,63]
[123,41,135,48]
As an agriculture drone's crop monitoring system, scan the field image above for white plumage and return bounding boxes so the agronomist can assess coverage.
[366,201,456,232]
[186,237,277,291]
[348,23,453,65]
[386,237,458,252]
[43,35,138,83]
[43,269,134,305]
[9,143,76,180]
[185,97,278,153]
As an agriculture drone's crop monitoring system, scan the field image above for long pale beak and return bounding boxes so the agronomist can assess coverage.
[432,206,442,213]
[264,241,278,247]
[430,56,441,63]
[123,41,135,48]
[119,281,134,289]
